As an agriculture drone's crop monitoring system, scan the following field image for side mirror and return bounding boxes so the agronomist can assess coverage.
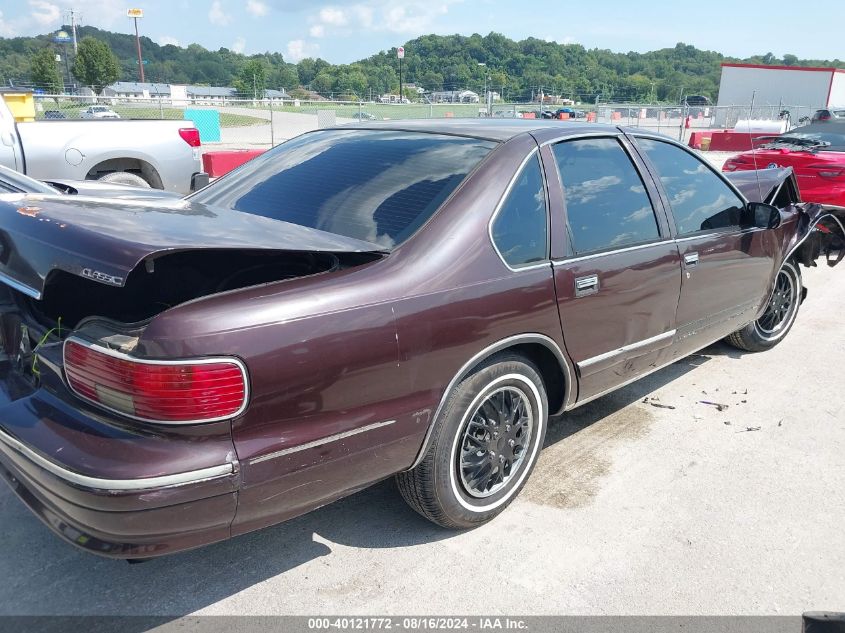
[746,202,781,229]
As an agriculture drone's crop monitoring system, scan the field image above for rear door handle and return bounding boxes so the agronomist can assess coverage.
[574,274,599,297]
[684,252,700,267]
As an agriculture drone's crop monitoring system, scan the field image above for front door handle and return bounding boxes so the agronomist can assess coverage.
[684,252,700,267]
[574,274,599,297]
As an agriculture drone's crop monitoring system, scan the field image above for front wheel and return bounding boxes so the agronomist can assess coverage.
[725,260,802,352]
[396,353,548,529]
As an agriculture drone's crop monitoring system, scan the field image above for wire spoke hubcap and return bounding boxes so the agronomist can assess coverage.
[458,386,534,498]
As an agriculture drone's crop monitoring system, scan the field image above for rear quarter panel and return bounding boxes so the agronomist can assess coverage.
[138,133,566,533]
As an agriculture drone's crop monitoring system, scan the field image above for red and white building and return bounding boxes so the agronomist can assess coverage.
[716,62,845,125]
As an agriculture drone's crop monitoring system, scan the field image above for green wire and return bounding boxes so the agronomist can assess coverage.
[31,316,62,377]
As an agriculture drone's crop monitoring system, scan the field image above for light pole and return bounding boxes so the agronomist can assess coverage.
[478,62,491,115]
[397,46,405,103]
[127,9,145,83]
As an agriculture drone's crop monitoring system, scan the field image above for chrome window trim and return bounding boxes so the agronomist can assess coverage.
[62,336,250,425]
[407,333,574,471]
[577,329,676,375]
[0,426,235,491]
[0,271,41,299]
[552,239,674,266]
[487,147,551,273]
[249,419,397,465]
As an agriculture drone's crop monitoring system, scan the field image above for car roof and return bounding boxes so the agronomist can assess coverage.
[790,122,845,134]
[332,118,625,142]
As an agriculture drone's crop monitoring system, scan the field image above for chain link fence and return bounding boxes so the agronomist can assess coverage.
[31,94,824,151]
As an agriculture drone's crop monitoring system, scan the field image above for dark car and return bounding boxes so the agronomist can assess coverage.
[43,110,66,119]
[811,108,845,123]
[0,120,842,559]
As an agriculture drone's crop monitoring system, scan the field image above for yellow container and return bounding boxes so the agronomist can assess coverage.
[700,137,712,151]
[1,91,36,122]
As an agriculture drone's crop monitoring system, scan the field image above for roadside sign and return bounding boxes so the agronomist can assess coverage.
[127,8,144,18]
[397,46,405,59]
[53,30,72,43]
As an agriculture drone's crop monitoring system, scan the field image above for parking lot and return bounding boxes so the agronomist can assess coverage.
[1,262,842,617]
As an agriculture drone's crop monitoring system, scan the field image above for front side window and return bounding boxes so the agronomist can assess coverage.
[637,137,746,235]
[552,137,660,255]
[491,154,548,267]
[191,130,496,250]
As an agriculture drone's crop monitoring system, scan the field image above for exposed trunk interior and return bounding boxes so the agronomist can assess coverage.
[26,249,380,331]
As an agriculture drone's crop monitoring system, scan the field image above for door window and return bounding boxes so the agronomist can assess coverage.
[637,138,746,235]
[490,154,548,267]
[551,137,660,255]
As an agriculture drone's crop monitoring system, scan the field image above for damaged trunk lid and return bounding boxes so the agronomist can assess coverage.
[0,193,385,300]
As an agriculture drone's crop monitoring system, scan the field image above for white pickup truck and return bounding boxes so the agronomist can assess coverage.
[0,98,208,194]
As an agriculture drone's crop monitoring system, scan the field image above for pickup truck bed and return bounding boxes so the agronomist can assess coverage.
[0,99,207,194]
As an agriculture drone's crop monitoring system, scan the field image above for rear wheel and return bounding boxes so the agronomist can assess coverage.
[726,260,802,352]
[97,171,150,188]
[396,353,547,529]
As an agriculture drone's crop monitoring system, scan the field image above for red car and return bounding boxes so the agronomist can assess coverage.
[723,123,845,206]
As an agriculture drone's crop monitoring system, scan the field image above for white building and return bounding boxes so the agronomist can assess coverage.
[716,63,845,125]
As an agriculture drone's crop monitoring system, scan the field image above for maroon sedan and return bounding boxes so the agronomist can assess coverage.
[0,120,842,558]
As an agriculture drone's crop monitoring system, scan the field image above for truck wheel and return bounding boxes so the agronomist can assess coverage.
[97,171,151,188]
[726,260,802,352]
[396,353,547,529]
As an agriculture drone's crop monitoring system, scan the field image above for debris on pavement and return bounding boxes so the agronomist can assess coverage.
[700,400,730,412]
[736,426,762,433]
[642,396,676,410]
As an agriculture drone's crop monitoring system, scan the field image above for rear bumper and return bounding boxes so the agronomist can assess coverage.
[0,366,240,558]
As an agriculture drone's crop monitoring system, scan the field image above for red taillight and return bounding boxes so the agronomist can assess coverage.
[63,339,246,423]
[178,127,201,147]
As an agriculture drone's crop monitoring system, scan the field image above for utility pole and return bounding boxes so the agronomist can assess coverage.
[127,9,145,82]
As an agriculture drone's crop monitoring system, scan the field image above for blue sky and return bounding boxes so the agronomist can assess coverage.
[0,0,840,64]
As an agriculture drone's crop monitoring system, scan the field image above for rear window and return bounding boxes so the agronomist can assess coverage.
[192,129,496,249]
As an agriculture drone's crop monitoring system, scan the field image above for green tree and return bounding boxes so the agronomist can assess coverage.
[72,37,120,94]
[30,47,63,93]
[233,59,267,98]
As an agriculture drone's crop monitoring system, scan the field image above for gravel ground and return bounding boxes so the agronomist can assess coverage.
[0,265,842,618]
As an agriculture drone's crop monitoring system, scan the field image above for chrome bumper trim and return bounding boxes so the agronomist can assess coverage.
[0,426,235,491]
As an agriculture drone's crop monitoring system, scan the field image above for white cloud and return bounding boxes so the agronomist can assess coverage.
[246,0,269,17]
[309,1,459,37]
[29,0,61,28]
[158,35,181,47]
[318,7,348,26]
[231,36,246,53]
[286,38,319,63]
[209,1,232,26]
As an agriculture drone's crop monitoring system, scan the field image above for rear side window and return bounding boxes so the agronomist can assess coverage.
[191,130,496,249]
[491,154,548,267]
[637,138,745,235]
[552,137,660,255]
